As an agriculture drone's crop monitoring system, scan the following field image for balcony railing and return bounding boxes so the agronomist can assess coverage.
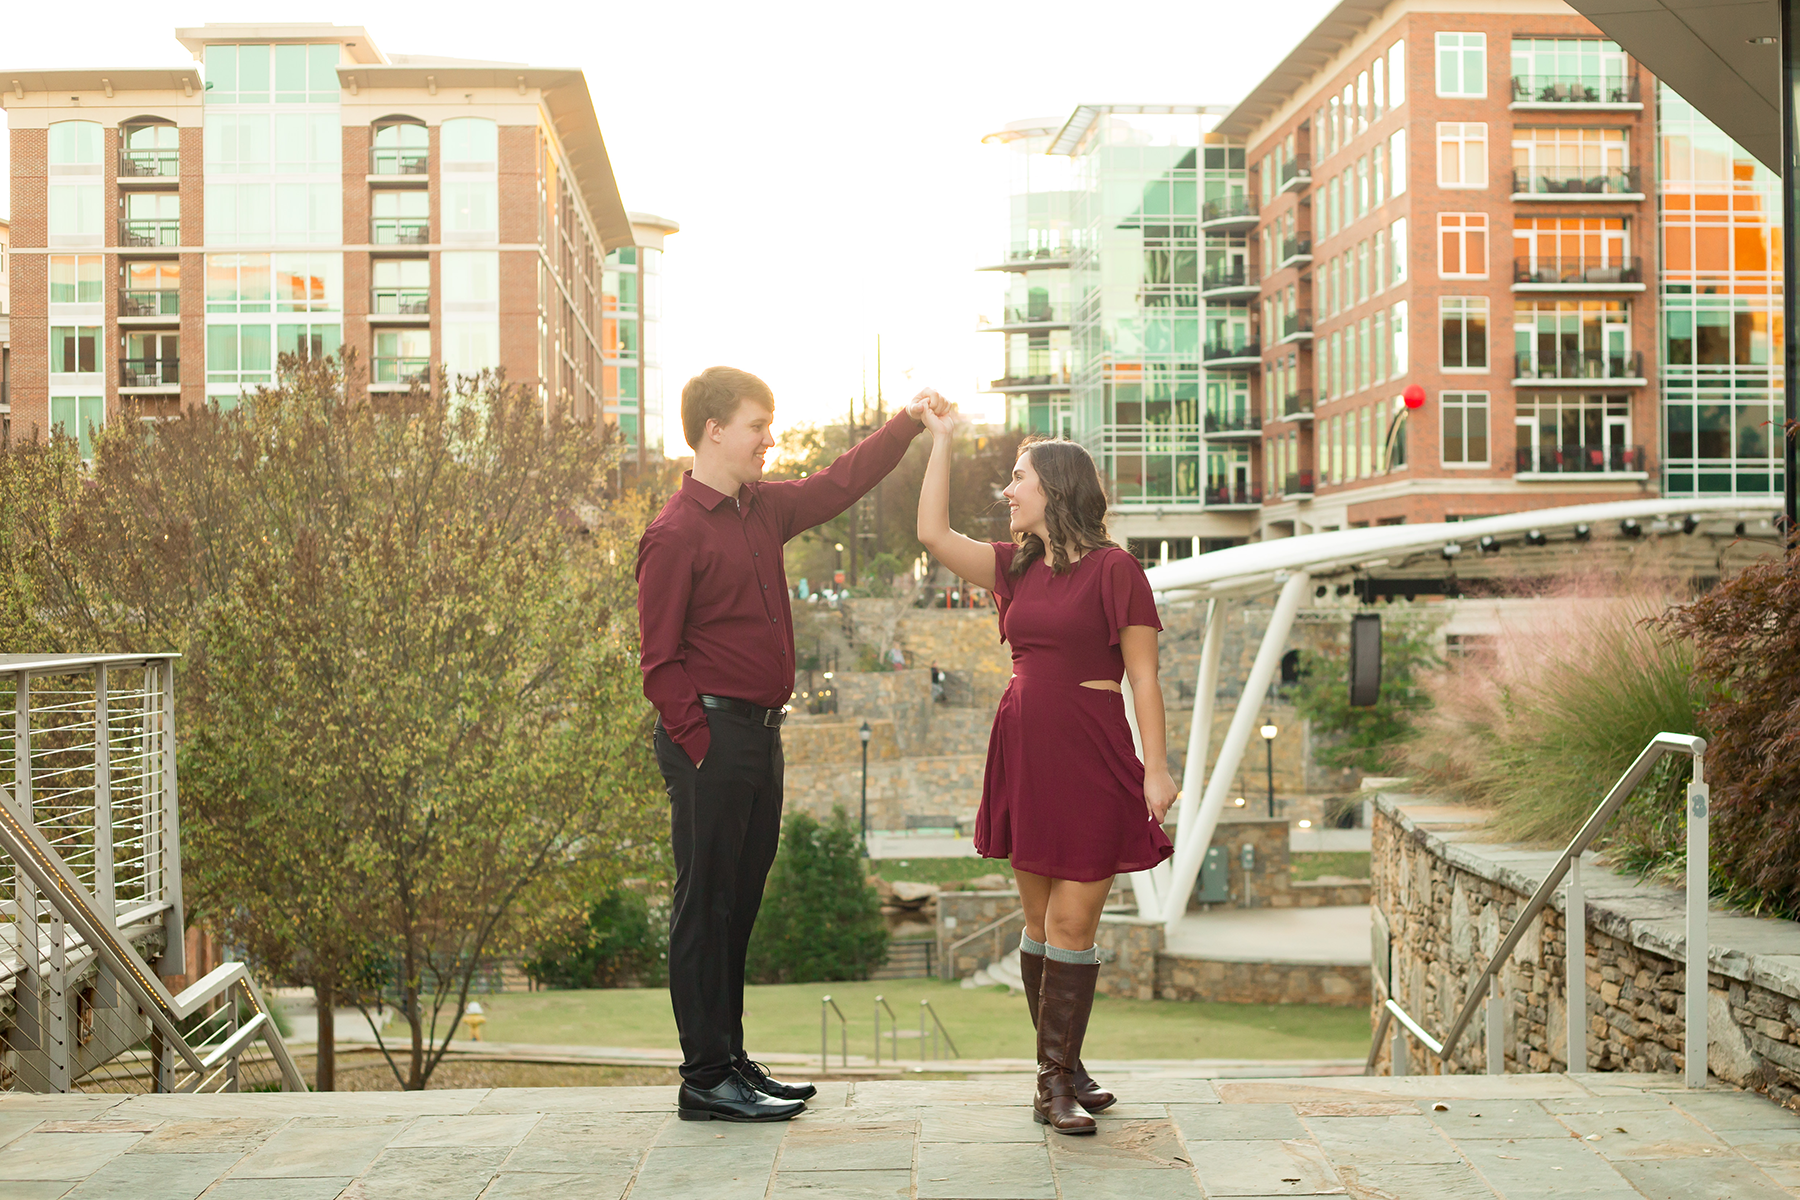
[373,289,432,315]
[1278,156,1312,191]
[373,219,431,246]
[120,149,179,178]
[1284,470,1316,496]
[119,357,180,387]
[121,288,180,317]
[1206,483,1264,506]
[990,371,1072,390]
[1514,349,1644,381]
[996,304,1069,326]
[1515,443,1647,474]
[372,148,429,176]
[1282,389,1315,418]
[373,356,430,384]
[1205,409,1261,435]
[1513,256,1643,285]
[1280,235,1313,265]
[1281,310,1314,340]
[1001,245,1073,265]
[1201,263,1259,292]
[1201,195,1258,224]
[120,218,180,248]
[1202,338,1261,363]
[1512,166,1642,196]
[1511,75,1641,105]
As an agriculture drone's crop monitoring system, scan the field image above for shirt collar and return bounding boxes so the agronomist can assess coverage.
[680,470,743,512]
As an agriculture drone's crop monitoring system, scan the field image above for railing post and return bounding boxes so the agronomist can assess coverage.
[1567,855,1586,1072]
[156,659,187,977]
[1485,974,1504,1075]
[93,664,115,923]
[1391,1025,1410,1076]
[46,910,69,1091]
[1686,767,1710,1089]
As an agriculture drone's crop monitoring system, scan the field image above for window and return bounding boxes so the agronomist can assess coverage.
[441,117,498,166]
[1373,232,1387,294]
[1356,155,1369,217]
[204,115,272,173]
[1439,213,1488,278]
[1391,301,1409,375]
[1358,318,1371,390]
[50,327,100,374]
[207,254,272,312]
[49,256,102,304]
[48,185,102,241]
[204,183,272,245]
[1356,240,1369,302]
[1442,392,1490,464]
[273,253,342,312]
[1389,129,1407,196]
[1372,144,1386,206]
[444,182,498,238]
[1388,40,1407,108]
[1328,97,1341,157]
[1373,58,1386,119]
[373,258,430,312]
[1517,392,1634,474]
[48,121,102,165]
[1516,298,1631,378]
[1436,32,1487,97]
[1390,217,1408,285]
[1663,297,1770,368]
[442,251,499,305]
[50,397,104,459]
[273,183,341,243]
[374,329,431,382]
[1327,176,1341,237]
[1441,297,1489,370]
[1437,122,1487,187]
[444,322,500,381]
[207,324,273,384]
[273,113,340,173]
[1356,71,1370,135]
[204,44,338,105]
[1373,309,1389,380]
[1511,37,1630,102]
[276,322,341,362]
[373,191,430,244]
[374,121,428,175]
[1512,127,1630,195]
[1514,216,1629,279]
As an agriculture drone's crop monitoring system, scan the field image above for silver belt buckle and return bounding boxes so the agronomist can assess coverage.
[764,704,789,728]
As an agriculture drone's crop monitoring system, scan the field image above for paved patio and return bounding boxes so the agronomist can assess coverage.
[1,1071,1796,1199]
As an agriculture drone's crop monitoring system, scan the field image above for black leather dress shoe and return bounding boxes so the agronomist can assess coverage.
[677,1074,806,1122]
[735,1055,818,1101]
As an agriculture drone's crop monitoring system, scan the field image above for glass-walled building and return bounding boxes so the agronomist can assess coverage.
[1656,87,1784,496]
[603,212,678,459]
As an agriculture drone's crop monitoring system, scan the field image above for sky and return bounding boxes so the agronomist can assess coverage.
[0,0,1340,453]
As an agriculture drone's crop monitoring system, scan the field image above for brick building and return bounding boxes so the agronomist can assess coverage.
[1,216,10,438]
[0,23,638,453]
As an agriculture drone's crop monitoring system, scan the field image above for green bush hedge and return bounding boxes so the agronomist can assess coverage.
[747,808,889,984]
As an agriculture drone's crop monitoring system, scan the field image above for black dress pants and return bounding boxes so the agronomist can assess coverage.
[654,708,784,1088]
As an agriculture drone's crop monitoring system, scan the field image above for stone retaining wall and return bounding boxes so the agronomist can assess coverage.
[1373,793,1800,1111]
[1156,957,1369,1007]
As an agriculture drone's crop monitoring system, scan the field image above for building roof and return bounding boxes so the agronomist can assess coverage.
[2,68,203,98]
[174,24,388,64]
[1215,0,1391,139]
[1048,104,1230,156]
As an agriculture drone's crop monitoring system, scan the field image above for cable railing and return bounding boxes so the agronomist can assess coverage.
[1368,733,1710,1086]
[1511,74,1641,105]
[1512,166,1642,196]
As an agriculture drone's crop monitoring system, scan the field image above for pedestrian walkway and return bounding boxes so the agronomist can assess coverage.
[2,1070,1794,1198]
[1165,905,1370,966]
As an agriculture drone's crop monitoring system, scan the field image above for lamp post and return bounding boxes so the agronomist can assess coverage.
[859,721,872,852]
[1259,723,1278,817]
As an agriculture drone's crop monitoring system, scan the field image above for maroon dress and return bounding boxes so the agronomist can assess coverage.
[973,542,1176,882]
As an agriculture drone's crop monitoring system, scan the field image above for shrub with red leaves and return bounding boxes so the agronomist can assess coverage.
[1662,537,1800,915]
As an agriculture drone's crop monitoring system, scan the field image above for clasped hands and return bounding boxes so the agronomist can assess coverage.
[906,388,957,435]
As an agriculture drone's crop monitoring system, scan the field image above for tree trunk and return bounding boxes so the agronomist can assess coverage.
[315,978,335,1092]
[406,976,424,1090]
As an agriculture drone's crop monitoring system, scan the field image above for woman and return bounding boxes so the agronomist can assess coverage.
[917,407,1176,1135]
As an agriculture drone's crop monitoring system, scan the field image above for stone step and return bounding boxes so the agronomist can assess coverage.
[963,947,1025,993]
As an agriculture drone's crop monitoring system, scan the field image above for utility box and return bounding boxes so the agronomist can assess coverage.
[1194,845,1230,904]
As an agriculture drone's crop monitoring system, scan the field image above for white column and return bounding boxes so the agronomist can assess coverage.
[1162,571,1311,930]
[1686,770,1710,1088]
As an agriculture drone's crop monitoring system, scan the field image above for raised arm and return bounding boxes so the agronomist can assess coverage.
[1122,625,1178,821]
[916,406,996,590]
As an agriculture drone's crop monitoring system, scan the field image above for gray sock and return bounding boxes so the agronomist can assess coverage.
[1044,942,1099,965]
[1019,933,1046,956]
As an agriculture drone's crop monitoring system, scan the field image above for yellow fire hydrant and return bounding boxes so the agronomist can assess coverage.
[462,1001,487,1042]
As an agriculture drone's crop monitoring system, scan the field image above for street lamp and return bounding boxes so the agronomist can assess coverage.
[1260,723,1278,817]
[859,721,873,852]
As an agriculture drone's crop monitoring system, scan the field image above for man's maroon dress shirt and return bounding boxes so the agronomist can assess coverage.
[636,409,924,765]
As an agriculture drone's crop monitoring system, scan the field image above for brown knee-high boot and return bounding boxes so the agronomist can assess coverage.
[1034,957,1099,1134]
[1020,948,1115,1112]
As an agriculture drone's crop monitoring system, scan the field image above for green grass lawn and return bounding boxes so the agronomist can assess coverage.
[474,981,1370,1062]
[869,856,1012,887]
[1289,851,1371,882]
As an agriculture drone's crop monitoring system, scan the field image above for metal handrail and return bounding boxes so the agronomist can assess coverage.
[1374,732,1709,1085]
[874,994,899,1065]
[942,907,1024,980]
[820,994,848,1074]
[921,999,959,1060]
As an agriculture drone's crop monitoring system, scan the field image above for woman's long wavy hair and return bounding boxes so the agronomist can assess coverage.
[1006,437,1119,579]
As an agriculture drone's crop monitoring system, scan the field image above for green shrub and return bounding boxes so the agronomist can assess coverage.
[526,887,668,989]
[747,808,889,984]
[1291,616,1441,772]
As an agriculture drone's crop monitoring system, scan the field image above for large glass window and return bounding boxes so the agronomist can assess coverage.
[204,183,271,245]
[204,115,272,172]
[50,397,105,459]
[1514,216,1631,281]
[273,183,341,243]
[121,122,180,177]
[374,329,431,382]
[273,253,342,312]
[442,251,499,304]
[48,121,102,165]
[441,117,498,165]
[1388,40,1407,108]
[373,121,427,175]
[1436,32,1487,97]
[1440,297,1488,370]
[1514,299,1632,379]
[206,254,272,312]
[1436,122,1487,187]
[273,113,340,173]
[1438,213,1488,278]
[49,256,103,304]
[50,327,101,374]
[1389,129,1407,195]
[373,259,430,313]
[444,181,498,237]
[373,191,430,244]
[1511,38,1631,103]
[1664,297,1774,368]
[1441,392,1489,464]
[277,322,341,362]
[1516,392,1635,474]
[444,322,500,381]
[48,185,102,240]
[1512,127,1632,195]
[206,44,337,105]
[207,324,273,384]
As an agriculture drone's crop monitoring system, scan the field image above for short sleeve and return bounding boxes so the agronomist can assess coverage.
[989,542,1019,643]
[1100,549,1162,646]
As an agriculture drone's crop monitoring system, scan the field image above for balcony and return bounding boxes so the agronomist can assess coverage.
[1512,166,1643,199]
[372,289,432,319]
[1202,337,1261,367]
[1279,310,1314,343]
[1206,483,1264,509]
[372,356,430,386]
[1278,155,1312,195]
[1279,235,1313,268]
[371,148,429,177]
[982,245,1075,272]
[120,289,180,319]
[119,149,179,179]
[1283,471,1316,499]
[1281,389,1315,421]
[119,218,179,249]
[1200,194,1259,232]
[1510,74,1642,108]
[119,357,180,390]
[1513,350,1645,385]
[373,219,431,246]
[1200,263,1260,300]
[1513,256,1644,290]
[987,373,1071,394]
[1204,409,1262,439]
[984,304,1070,332]
[1515,443,1647,478]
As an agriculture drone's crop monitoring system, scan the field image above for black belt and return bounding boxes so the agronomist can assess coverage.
[699,694,789,728]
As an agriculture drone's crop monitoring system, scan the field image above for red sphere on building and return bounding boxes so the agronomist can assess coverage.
[1403,385,1426,410]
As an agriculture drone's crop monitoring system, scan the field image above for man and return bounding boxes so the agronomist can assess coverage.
[637,366,941,1122]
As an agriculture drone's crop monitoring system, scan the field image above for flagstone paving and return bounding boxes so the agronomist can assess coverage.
[0,1072,1795,1198]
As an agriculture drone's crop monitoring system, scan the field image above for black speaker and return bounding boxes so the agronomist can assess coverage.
[1349,613,1382,708]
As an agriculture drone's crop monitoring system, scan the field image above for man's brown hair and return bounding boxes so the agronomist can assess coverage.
[681,367,774,449]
